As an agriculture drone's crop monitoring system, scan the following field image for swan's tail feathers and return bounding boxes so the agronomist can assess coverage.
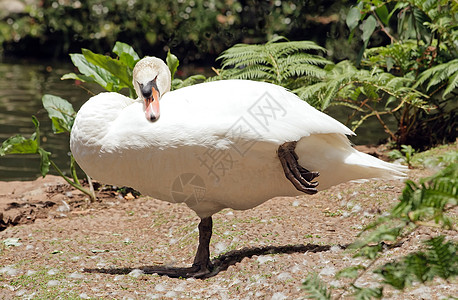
[345,150,408,182]
[296,134,408,190]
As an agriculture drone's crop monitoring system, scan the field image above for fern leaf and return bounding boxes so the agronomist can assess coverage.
[336,265,365,279]
[216,37,329,87]
[403,252,430,283]
[416,59,458,96]
[425,236,458,279]
[302,274,332,300]
[443,71,458,97]
[352,286,383,300]
[375,261,411,290]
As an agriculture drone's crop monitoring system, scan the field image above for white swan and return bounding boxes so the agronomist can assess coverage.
[70,56,406,277]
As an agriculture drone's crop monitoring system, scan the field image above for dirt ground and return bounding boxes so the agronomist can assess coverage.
[0,147,456,299]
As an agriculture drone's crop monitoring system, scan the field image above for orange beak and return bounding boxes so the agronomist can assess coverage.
[144,87,160,122]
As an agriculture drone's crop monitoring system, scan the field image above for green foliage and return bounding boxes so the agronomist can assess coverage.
[62,41,139,97]
[42,94,76,134]
[63,42,204,96]
[302,273,332,300]
[346,0,457,149]
[215,36,330,88]
[1,0,348,61]
[304,153,457,298]
[336,265,366,279]
[352,286,383,300]
[375,236,457,289]
[167,51,206,90]
[388,145,416,167]
[0,116,50,177]
[0,97,95,200]
[416,59,458,98]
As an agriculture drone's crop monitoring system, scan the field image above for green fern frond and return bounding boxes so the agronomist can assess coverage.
[404,252,430,282]
[217,37,330,86]
[302,273,332,300]
[416,59,458,97]
[392,163,457,228]
[425,236,458,279]
[352,286,383,300]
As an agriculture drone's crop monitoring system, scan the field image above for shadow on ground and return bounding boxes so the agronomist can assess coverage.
[84,243,347,279]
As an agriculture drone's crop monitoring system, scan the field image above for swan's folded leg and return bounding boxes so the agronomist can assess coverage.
[278,141,319,195]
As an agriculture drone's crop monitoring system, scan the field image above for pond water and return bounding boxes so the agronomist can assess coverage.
[0,61,394,181]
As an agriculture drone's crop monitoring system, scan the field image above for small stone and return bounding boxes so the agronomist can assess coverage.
[69,272,84,279]
[277,272,292,281]
[257,256,275,264]
[271,292,287,300]
[3,238,22,247]
[319,266,336,276]
[128,269,144,278]
[47,280,60,286]
[47,269,58,275]
[0,266,19,276]
[154,283,166,292]
[57,200,71,212]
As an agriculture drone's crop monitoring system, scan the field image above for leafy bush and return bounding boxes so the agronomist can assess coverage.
[0,98,95,201]
[351,0,457,149]
[215,0,456,149]
[1,0,352,62]
[303,159,457,299]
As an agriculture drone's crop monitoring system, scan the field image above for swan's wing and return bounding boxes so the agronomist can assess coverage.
[115,80,354,148]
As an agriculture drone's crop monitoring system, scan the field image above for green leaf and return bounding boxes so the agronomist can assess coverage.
[346,7,361,31]
[362,15,377,44]
[336,265,366,279]
[66,53,121,92]
[166,50,180,81]
[38,147,51,177]
[113,41,140,69]
[375,261,410,289]
[61,72,99,84]
[0,134,38,156]
[375,5,389,26]
[404,252,430,282]
[352,286,383,299]
[302,273,332,300]
[172,74,206,90]
[386,57,394,72]
[425,236,457,279]
[354,244,383,259]
[42,94,75,134]
[0,116,50,177]
[82,48,133,91]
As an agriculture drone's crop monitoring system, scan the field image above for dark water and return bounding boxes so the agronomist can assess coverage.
[0,60,101,181]
[0,61,394,181]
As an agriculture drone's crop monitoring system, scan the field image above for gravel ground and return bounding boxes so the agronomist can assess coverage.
[0,161,456,299]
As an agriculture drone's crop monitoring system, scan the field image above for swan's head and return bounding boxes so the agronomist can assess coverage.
[133,57,171,122]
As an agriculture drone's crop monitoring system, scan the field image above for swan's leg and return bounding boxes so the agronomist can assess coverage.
[187,216,213,277]
[278,141,319,195]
